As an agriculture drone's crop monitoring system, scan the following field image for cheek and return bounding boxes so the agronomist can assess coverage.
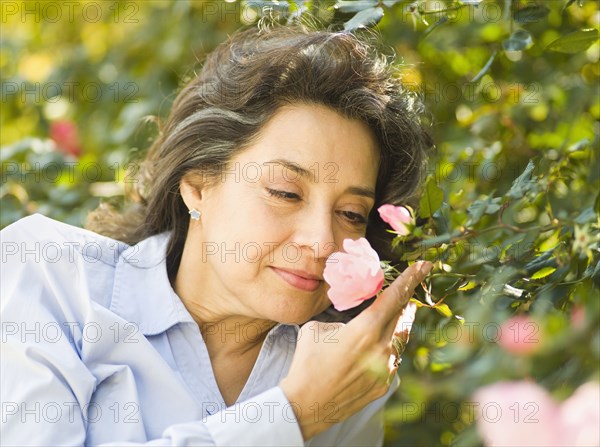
[202,218,286,279]
[237,201,293,247]
[238,217,290,259]
[203,192,277,243]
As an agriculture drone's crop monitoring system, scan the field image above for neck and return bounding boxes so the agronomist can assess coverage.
[174,275,277,356]
[198,316,277,358]
[173,245,277,358]
[173,229,277,359]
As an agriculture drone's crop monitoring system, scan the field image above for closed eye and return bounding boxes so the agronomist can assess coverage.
[266,188,367,225]
[338,210,367,225]
[266,188,301,201]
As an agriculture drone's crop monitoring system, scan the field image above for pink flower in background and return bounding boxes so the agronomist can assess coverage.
[323,238,384,311]
[50,120,81,158]
[498,315,541,355]
[473,380,600,447]
[570,305,586,330]
[559,381,600,446]
[377,204,414,235]
[473,381,561,447]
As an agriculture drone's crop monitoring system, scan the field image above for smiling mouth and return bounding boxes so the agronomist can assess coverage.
[269,267,323,292]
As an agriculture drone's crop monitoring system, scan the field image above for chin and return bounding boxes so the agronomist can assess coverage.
[271,311,314,326]
[261,302,323,326]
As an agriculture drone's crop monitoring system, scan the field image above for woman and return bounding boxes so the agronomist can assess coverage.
[1,23,433,445]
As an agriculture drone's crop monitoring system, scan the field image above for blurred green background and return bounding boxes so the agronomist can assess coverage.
[2,1,599,446]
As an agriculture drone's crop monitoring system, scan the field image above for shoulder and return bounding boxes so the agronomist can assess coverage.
[1,213,130,314]
[1,213,129,267]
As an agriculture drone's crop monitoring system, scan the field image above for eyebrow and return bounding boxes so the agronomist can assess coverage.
[345,186,375,200]
[265,158,376,200]
[266,159,313,180]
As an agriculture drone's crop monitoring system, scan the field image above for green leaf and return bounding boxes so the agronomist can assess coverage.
[343,6,384,30]
[524,250,558,275]
[335,0,378,13]
[582,260,598,280]
[502,29,533,52]
[410,297,426,308]
[513,4,549,23]
[567,138,591,153]
[546,29,599,54]
[592,261,600,286]
[0,138,39,162]
[575,207,596,224]
[458,281,477,291]
[506,160,536,200]
[419,232,460,249]
[594,191,600,216]
[531,266,557,280]
[430,362,452,372]
[246,0,290,12]
[434,303,452,318]
[561,0,577,13]
[466,197,501,226]
[419,175,444,218]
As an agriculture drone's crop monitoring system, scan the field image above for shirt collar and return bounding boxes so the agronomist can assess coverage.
[109,231,301,339]
[109,231,196,335]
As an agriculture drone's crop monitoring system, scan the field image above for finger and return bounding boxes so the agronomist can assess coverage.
[393,301,417,340]
[366,261,432,331]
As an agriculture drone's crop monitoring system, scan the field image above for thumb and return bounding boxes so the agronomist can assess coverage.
[365,261,433,333]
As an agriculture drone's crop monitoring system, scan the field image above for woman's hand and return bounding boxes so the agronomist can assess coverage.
[279,260,433,440]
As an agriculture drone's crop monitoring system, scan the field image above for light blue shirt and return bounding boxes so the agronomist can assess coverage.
[1,214,400,446]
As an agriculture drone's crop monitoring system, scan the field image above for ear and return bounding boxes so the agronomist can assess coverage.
[179,173,204,211]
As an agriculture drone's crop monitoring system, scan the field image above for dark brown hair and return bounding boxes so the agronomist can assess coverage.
[85,21,434,322]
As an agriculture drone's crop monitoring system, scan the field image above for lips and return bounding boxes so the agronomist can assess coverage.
[270,267,323,292]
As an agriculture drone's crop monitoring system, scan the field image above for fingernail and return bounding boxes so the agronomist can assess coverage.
[419,261,433,275]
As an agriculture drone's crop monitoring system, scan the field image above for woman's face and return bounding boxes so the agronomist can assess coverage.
[181,103,380,325]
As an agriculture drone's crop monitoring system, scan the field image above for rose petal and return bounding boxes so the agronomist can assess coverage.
[324,238,384,311]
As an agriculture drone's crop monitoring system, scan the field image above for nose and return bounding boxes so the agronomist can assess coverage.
[292,204,338,262]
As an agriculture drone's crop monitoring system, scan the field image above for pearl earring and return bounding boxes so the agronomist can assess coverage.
[189,208,201,220]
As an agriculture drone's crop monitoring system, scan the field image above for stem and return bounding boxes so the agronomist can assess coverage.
[417,3,468,16]
[428,272,476,279]
[451,222,560,243]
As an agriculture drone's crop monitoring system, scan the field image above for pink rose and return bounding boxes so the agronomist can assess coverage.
[50,120,82,158]
[498,315,541,355]
[377,204,414,235]
[473,380,600,447]
[323,238,384,311]
[559,382,600,446]
[473,381,561,447]
[570,305,586,330]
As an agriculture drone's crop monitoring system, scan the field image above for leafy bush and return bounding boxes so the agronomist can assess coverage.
[2,1,598,445]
